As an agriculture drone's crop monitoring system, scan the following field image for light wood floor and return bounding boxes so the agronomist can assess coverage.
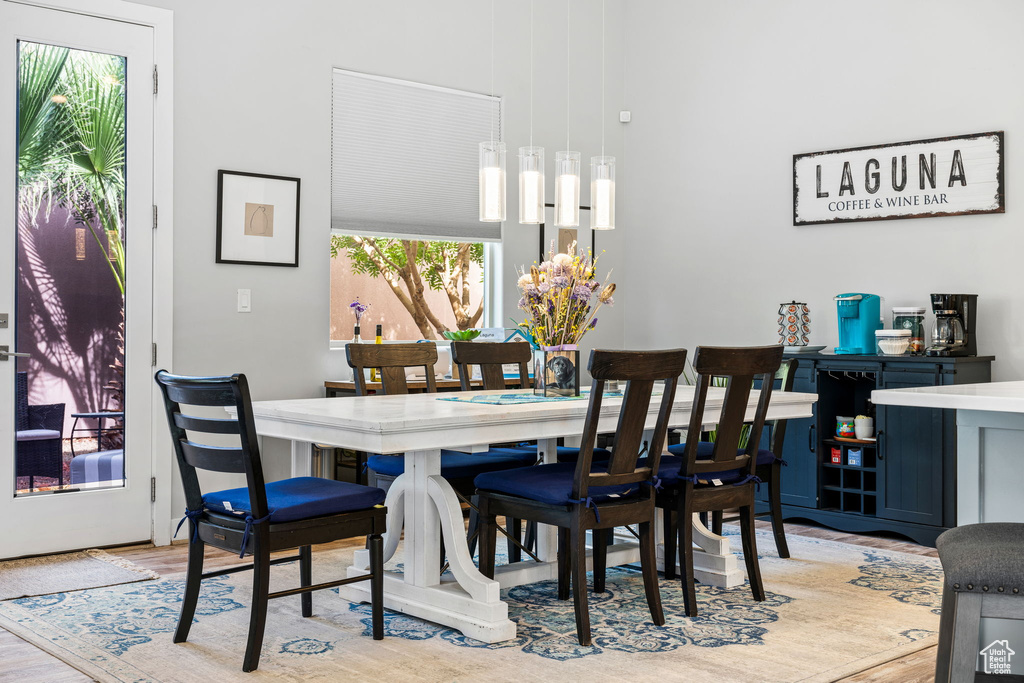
[0,521,941,682]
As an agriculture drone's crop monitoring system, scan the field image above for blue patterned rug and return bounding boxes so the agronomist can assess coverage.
[0,530,942,682]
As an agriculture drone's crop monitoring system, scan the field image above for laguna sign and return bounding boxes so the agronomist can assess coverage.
[793,132,1003,225]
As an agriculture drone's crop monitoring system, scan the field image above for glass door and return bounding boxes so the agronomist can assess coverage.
[0,1,154,557]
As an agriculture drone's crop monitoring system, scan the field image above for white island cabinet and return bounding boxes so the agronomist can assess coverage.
[872,379,1024,673]
[872,380,1024,526]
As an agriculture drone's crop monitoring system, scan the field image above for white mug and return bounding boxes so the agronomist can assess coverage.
[855,416,874,440]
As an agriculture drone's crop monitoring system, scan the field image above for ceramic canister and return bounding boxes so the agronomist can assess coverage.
[778,301,810,346]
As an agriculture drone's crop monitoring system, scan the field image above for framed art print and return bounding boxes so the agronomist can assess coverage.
[216,170,301,266]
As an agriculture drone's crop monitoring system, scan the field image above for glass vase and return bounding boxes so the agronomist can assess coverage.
[534,345,581,397]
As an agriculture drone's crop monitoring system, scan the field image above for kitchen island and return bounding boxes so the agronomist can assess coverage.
[871,380,1024,527]
[872,379,1024,667]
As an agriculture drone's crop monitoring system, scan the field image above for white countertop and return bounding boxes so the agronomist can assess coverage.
[872,380,1024,413]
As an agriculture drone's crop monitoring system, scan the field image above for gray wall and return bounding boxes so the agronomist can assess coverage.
[126,0,627,519]
[622,0,1021,378]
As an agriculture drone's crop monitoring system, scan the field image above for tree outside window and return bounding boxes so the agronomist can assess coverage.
[330,235,485,340]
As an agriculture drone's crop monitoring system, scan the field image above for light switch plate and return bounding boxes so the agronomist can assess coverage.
[237,289,251,313]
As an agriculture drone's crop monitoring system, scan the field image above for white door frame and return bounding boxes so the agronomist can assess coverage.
[5,0,174,548]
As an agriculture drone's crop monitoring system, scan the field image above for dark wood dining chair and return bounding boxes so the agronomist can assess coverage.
[348,342,537,567]
[475,347,688,646]
[450,339,532,391]
[155,371,387,672]
[450,340,613,463]
[674,358,798,559]
[654,345,783,617]
[449,340,615,562]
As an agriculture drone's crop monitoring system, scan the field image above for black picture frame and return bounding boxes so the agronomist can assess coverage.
[216,169,301,267]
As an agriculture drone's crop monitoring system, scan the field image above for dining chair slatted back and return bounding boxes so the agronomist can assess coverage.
[450,341,532,390]
[158,372,271,522]
[155,370,387,672]
[679,345,784,480]
[575,350,688,493]
[474,347,689,646]
[346,342,438,395]
[703,357,800,559]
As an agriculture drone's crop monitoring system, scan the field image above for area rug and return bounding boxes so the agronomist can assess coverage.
[0,549,158,601]
[0,531,942,682]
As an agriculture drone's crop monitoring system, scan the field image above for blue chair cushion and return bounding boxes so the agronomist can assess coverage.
[505,444,612,463]
[667,441,778,465]
[70,449,123,485]
[655,442,779,486]
[202,477,385,523]
[475,461,640,506]
[367,447,538,480]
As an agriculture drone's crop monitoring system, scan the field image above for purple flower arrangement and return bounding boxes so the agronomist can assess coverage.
[516,240,616,348]
[349,297,370,323]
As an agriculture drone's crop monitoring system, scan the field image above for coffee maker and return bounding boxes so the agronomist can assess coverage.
[925,293,978,357]
[834,293,882,354]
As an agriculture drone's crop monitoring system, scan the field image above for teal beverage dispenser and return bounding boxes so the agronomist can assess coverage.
[834,293,882,354]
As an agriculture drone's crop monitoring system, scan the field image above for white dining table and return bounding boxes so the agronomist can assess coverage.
[240,386,816,643]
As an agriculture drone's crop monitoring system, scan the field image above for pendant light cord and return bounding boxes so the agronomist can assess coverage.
[529,0,534,148]
[566,0,570,152]
[601,0,606,157]
[490,0,495,144]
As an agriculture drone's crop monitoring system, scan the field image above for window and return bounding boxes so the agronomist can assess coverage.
[330,69,502,340]
[329,235,490,341]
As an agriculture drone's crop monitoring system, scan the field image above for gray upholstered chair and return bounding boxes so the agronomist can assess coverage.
[935,523,1024,680]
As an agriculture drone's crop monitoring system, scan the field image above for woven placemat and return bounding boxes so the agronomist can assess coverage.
[437,392,591,405]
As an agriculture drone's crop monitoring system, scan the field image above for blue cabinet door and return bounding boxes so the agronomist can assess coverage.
[777,366,818,508]
[877,369,945,525]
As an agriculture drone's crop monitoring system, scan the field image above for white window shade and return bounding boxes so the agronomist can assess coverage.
[332,69,503,242]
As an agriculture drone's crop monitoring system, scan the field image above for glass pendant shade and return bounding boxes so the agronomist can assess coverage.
[518,146,545,224]
[590,155,615,230]
[554,151,581,227]
[479,141,506,222]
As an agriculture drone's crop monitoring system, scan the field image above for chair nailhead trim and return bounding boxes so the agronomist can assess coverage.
[968,584,974,590]
[983,586,990,591]
[1015,588,1020,594]
[954,583,960,589]
[998,587,1005,592]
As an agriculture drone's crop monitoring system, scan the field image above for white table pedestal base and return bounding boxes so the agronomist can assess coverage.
[653,513,746,589]
[340,441,748,642]
[340,449,515,643]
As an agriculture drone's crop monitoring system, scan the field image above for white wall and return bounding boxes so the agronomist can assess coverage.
[124,0,627,520]
[623,0,1023,379]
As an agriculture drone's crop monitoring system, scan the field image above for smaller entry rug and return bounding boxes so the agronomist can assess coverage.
[0,531,942,682]
[0,549,158,601]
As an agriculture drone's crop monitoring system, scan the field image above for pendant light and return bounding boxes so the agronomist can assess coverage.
[519,0,544,224]
[591,0,615,230]
[479,0,505,222]
[554,0,580,228]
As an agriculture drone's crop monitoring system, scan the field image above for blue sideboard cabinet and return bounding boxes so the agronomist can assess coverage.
[761,353,993,546]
